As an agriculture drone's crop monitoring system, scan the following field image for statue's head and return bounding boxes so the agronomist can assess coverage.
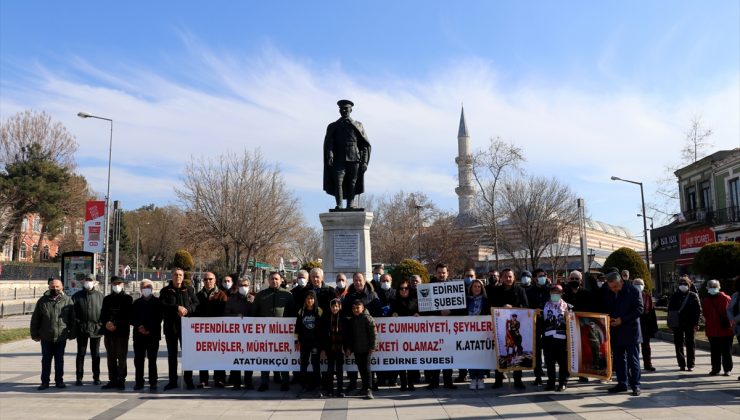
[337,99,354,118]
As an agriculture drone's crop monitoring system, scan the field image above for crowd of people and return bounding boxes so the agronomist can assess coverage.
[29,264,740,400]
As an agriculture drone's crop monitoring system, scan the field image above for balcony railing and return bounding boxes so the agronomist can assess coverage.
[713,206,740,225]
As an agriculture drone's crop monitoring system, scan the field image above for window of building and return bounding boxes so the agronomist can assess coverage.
[33,217,41,232]
[3,245,11,259]
[63,224,70,235]
[21,218,28,232]
[729,178,739,221]
[32,245,38,258]
[700,181,711,210]
[19,243,27,260]
[75,225,83,236]
[40,245,50,260]
[685,185,697,211]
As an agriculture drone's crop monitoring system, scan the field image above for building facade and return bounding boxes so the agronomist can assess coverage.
[652,148,740,292]
[1,213,84,262]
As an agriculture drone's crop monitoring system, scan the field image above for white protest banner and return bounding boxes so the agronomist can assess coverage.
[181,316,495,371]
[416,280,467,312]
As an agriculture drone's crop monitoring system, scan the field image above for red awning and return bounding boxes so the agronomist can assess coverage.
[675,254,695,266]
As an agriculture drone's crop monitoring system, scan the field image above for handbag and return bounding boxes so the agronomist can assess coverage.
[667,293,690,328]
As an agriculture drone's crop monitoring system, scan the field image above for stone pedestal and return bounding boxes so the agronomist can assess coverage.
[319,211,374,284]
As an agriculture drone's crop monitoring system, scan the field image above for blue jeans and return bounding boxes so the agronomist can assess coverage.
[612,343,641,389]
[41,340,67,385]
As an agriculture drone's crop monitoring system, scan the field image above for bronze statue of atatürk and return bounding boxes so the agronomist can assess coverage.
[323,99,371,210]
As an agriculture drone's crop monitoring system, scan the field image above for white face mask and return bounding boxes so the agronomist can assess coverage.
[238,286,249,296]
[596,281,604,289]
[678,285,689,292]
[83,281,94,290]
[223,282,233,290]
[635,284,644,292]
[297,278,308,287]
[380,282,391,291]
[708,287,719,296]
[537,276,547,286]
[112,284,123,294]
[141,288,152,298]
[336,281,346,289]
[520,277,531,287]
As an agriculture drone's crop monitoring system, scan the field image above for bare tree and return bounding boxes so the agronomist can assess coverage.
[369,191,436,264]
[498,176,579,271]
[288,225,322,266]
[650,117,714,224]
[472,137,525,270]
[177,149,302,276]
[1,110,78,257]
[423,212,473,275]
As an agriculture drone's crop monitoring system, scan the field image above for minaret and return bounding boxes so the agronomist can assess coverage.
[455,106,475,225]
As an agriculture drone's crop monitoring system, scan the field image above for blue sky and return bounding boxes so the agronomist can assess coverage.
[2,1,739,238]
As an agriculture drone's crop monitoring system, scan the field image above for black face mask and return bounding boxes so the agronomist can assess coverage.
[568,281,580,290]
[49,289,59,296]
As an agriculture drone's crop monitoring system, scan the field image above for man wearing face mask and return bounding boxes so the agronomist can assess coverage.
[131,279,162,391]
[253,271,296,391]
[308,268,335,314]
[195,272,229,388]
[291,269,310,307]
[334,273,349,302]
[667,276,701,371]
[603,270,643,396]
[490,268,529,389]
[72,273,104,386]
[224,277,256,390]
[376,274,396,315]
[371,264,384,291]
[31,278,76,390]
[220,275,236,296]
[161,267,199,390]
[527,268,550,386]
[100,276,133,390]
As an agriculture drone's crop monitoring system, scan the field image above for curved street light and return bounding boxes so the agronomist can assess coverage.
[611,176,651,272]
[77,112,113,294]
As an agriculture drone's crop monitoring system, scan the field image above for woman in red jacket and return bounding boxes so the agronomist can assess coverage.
[701,279,733,376]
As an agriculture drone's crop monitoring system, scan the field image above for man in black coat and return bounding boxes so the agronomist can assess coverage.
[72,273,103,386]
[160,268,199,390]
[527,268,550,386]
[491,268,529,389]
[603,270,643,396]
[426,263,466,390]
[130,279,162,391]
[100,276,133,390]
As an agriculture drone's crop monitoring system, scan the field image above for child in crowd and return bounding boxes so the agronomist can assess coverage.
[324,298,346,397]
[295,290,325,398]
[345,300,377,400]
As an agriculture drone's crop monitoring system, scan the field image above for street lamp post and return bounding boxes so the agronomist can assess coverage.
[78,112,113,294]
[611,176,651,272]
[637,214,654,230]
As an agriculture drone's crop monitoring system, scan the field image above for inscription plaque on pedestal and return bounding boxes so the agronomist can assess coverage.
[334,232,360,269]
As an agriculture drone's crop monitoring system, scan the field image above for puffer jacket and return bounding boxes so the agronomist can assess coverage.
[72,288,104,338]
[253,286,295,318]
[345,308,376,354]
[30,291,76,343]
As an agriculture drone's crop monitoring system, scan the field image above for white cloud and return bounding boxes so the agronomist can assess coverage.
[1,41,738,235]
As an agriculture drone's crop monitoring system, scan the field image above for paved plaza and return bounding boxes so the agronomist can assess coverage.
[0,320,738,419]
